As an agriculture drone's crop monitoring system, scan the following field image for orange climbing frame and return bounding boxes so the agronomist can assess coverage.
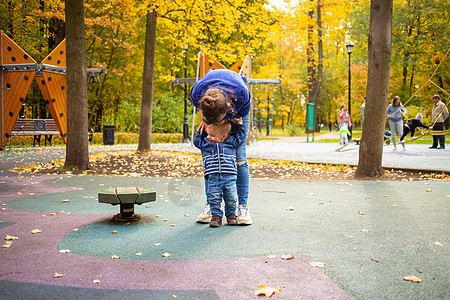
[1,32,37,147]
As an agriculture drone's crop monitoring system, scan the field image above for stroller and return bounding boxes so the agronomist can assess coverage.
[384,130,391,145]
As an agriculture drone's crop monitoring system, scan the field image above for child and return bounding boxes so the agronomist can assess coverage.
[399,113,429,145]
[194,120,245,227]
[338,123,350,145]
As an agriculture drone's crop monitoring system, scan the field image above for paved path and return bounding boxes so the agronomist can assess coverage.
[0,140,449,299]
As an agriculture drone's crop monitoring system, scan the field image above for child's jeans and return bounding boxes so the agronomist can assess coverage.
[340,134,348,145]
[206,174,238,217]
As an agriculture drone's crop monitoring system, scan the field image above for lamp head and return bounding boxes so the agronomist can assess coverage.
[346,41,354,54]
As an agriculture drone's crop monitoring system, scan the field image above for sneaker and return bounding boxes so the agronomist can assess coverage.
[226,214,238,226]
[411,137,418,141]
[196,203,211,223]
[209,215,222,227]
[237,205,252,225]
[393,146,397,151]
[438,145,445,149]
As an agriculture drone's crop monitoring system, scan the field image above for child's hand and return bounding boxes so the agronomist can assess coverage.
[198,121,207,133]
[231,117,243,125]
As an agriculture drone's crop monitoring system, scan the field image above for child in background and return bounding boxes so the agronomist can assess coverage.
[399,113,429,145]
[194,120,245,227]
[338,123,351,145]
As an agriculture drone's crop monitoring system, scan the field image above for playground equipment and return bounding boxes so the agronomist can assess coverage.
[0,31,105,149]
[98,187,156,222]
[171,52,281,143]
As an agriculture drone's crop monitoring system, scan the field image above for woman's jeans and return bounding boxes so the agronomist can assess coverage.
[389,120,403,146]
[206,174,238,217]
[204,114,250,207]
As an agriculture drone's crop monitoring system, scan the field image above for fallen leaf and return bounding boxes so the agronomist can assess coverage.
[110,255,120,259]
[268,255,276,259]
[403,275,422,283]
[170,224,176,227]
[135,252,142,256]
[358,210,366,215]
[2,244,11,248]
[31,229,42,234]
[254,285,281,297]
[184,214,190,217]
[53,273,63,278]
[162,252,171,257]
[92,279,100,283]
[111,230,117,234]
[153,243,161,246]
[287,206,295,211]
[73,228,79,231]
[280,254,294,260]
[309,262,325,268]
[434,241,443,247]
[62,199,70,202]
[5,235,18,240]
[425,188,432,192]
[59,249,71,253]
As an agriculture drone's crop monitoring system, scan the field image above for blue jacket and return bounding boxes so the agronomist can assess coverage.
[190,69,251,120]
[193,124,245,177]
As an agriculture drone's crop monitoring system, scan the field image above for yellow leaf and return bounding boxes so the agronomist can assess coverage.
[254,285,281,297]
[111,230,117,234]
[5,235,18,240]
[59,249,71,253]
[53,273,63,278]
[92,279,100,283]
[426,188,432,192]
[309,262,325,268]
[110,255,120,259]
[2,244,11,248]
[31,229,42,234]
[403,275,422,283]
[434,241,443,247]
[280,254,294,260]
[162,252,171,257]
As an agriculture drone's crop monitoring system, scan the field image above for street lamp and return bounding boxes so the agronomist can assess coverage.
[346,41,354,139]
[182,44,189,143]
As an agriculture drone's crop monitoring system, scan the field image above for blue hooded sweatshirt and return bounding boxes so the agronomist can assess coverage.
[190,69,251,120]
[193,123,245,178]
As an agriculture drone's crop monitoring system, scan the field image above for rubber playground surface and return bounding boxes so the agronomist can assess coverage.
[0,140,449,299]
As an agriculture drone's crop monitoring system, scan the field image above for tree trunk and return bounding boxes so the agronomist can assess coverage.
[355,0,393,178]
[64,0,89,170]
[137,9,157,152]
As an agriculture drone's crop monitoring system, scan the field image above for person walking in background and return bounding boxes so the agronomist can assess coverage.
[360,97,366,130]
[339,104,351,141]
[386,96,407,151]
[328,120,332,132]
[429,94,449,149]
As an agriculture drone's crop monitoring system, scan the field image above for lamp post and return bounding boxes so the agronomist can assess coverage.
[182,44,189,143]
[346,41,354,139]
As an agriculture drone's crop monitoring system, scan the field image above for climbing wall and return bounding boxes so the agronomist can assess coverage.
[1,32,37,146]
[37,39,67,142]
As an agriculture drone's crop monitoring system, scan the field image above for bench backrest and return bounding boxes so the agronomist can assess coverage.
[12,119,59,133]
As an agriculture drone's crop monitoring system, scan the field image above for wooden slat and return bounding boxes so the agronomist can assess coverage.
[1,32,37,65]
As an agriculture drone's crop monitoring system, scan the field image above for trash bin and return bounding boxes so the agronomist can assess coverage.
[103,125,115,145]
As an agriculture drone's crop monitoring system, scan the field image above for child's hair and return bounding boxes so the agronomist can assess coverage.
[199,88,234,125]
[415,113,423,121]
[211,120,232,135]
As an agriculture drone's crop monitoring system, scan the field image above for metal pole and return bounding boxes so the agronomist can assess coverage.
[182,47,189,143]
[348,52,352,139]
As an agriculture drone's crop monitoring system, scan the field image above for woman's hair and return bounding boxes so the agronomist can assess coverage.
[199,88,235,125]
[340,104,346,110]
[392,96,401,105]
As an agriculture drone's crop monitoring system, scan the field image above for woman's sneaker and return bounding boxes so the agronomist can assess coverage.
[237,205,252,225]
[196,203,211,223]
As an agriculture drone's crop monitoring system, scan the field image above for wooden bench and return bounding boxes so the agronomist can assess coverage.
[98,187,156,221]
[10,118,61,147]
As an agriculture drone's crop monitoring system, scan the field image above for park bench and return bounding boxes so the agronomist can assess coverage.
[98,187,156,221]
[10,118,61,147]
